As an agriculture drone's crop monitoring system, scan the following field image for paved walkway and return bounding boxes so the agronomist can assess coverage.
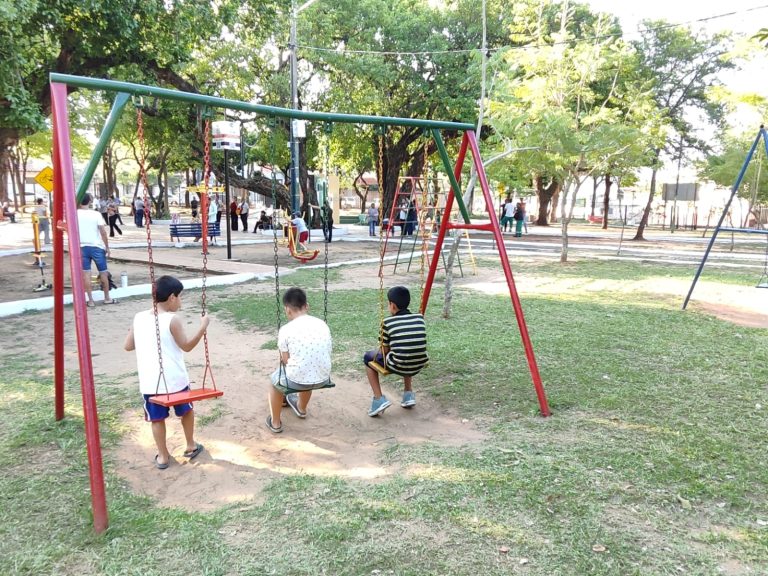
[111,247,277,275]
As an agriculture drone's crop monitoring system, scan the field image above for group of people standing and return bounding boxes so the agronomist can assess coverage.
[94,195,124,237]
[500,197,527,237]
[228,198,251,232]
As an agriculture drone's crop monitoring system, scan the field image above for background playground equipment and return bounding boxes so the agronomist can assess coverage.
[30,214,52,292]
[285,219,319,263]
[48,73,550,533]
[379,175,476,277]
[684,125,768,309]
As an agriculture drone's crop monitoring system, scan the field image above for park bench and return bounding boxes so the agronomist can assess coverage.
[169,221,221,241]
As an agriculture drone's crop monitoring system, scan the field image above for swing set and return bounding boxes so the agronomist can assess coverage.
[48,73,550,534]
[683,125,768,309]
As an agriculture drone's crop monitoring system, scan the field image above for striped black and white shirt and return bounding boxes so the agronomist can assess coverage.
[382,310,428,376]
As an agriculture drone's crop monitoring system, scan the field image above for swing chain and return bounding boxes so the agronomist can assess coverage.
[323,123,332,322]
[376,129,386,352]
[137,108,168,394]
[201,117,214,383]
[419,132,431,303]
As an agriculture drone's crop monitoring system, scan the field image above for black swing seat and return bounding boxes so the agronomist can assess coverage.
[148,388,224,407]
[282,380,335,395]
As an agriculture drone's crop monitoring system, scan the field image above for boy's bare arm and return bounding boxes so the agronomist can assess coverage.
[124,326,135,351]
[280,351,290,364]
[169,315,210,352]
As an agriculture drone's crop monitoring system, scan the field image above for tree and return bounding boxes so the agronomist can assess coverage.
[0,0,276,203]
[486,0,625,226]
[489,2,658,261]
[297,0,510,215]
[700,130,768,227]
[630,22,734,240]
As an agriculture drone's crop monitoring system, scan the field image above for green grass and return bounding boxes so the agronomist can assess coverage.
[2,259,768,574]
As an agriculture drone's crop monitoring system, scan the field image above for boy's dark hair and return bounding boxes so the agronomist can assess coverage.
[387,286,410,311]
[283,287,307,309]
[37,198,43,205]
[81,193,92,206]
[155,275,183,303]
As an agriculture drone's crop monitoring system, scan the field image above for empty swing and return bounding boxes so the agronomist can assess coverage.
[757,234,768,289]
[133,105,223,407]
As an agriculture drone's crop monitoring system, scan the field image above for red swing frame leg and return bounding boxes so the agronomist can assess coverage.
[421,131,551,417]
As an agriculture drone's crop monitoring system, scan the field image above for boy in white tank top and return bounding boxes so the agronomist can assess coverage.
[124,275,210,469]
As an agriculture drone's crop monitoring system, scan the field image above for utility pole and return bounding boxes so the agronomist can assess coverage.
[289,0,300,214]
[289,0,320,214]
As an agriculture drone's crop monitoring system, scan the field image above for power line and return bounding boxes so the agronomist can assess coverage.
[296,4,768,58]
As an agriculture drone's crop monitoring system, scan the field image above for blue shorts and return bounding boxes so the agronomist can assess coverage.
[81,246,108,272]
[143,388,193,422]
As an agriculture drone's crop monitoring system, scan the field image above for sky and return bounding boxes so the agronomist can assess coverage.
[584,0,768,98]
[584,0,768,181]
[584,0,767,36]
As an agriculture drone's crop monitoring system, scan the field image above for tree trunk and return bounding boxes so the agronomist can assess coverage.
[549,187,560,224]
[534,175,560,225]
[9,144,27,209]
[0,128,21,205]
[352,170,369,212]
[633,150,660,241]
[590,177,598,218]
[602,173,612,229]
[0,143,12,205]
[375,127,422,218]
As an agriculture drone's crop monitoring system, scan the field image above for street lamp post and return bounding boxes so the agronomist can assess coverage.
[289,0,320,214]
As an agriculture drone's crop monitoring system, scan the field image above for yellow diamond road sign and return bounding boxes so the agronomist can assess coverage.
[34,166,54,192]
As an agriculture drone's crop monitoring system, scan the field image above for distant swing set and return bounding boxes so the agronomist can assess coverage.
[48,73,550,533]
[683,125,768,309]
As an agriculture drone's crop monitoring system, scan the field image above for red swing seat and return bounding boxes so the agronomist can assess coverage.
[148,388,224,407]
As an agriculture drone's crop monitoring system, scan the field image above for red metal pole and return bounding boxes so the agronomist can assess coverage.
[420,132,469,313]
[51,82,110,531]
[465,131,550,416]
[53,119,65,422]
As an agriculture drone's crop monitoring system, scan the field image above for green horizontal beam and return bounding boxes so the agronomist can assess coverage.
[50,73,475,132]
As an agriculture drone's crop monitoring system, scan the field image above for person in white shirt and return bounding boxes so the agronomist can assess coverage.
[76,193,116,306]
[501,197,515,233]
[266,287,332,433]
[207,195,219,244]
[239,198,249,232]
[124,275,209,469]
[290,212,309,251]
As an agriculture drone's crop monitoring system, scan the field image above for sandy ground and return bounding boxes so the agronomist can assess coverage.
[13,258,487,512]
[3,219,768,511]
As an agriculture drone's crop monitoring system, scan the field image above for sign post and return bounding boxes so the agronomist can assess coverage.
[212,121,241,260]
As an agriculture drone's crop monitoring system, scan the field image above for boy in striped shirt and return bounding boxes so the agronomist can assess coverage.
[363,286,428,416]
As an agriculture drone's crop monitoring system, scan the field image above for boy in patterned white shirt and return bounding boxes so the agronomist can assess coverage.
[266,287,333,433]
